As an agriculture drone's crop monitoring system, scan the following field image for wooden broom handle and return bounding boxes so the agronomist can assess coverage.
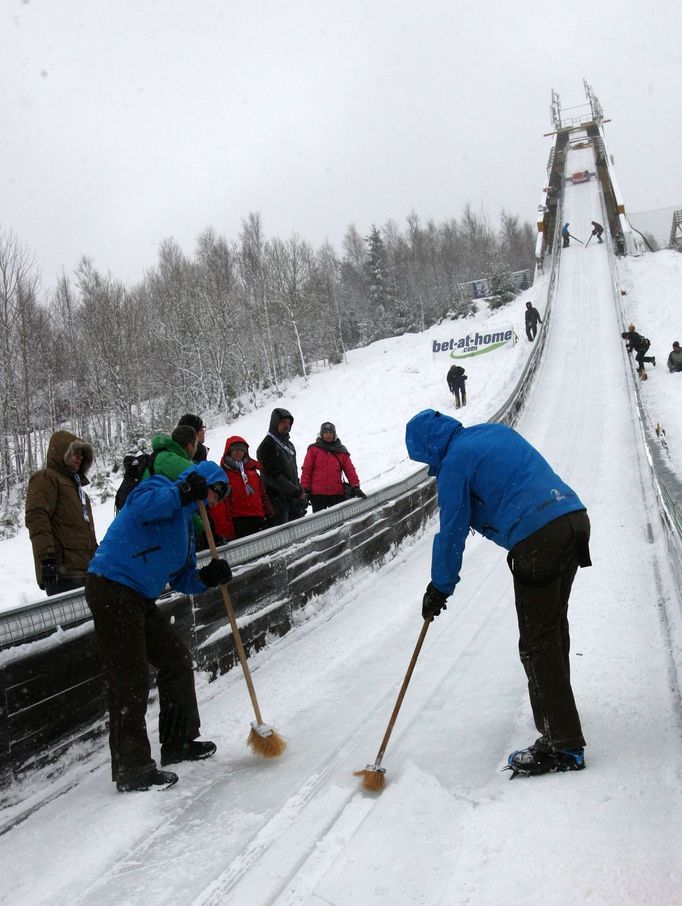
[198,502,263,725]
[374,618,430,766]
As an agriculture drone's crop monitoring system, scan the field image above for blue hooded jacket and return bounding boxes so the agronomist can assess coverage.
[405,410,586,596]
[88,461,227,599]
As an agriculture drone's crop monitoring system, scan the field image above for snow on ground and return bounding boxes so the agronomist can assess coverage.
[618,249,682,473]
[1,278,546,612]
[2,144,682,906]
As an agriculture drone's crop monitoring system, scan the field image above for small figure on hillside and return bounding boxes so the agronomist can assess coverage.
[406,410,591,779]
[212,435,274,539]
[86,461,232,793]
[25,430,99,596]
[590,221,604,243]
[524,302,543,342]
[667,340,682,373]
[561,222,571,248]
[621,324,656,375]
[257,408,308,525]
[178,414,208,463]
[446,364,468,408]
[301,422,366,512]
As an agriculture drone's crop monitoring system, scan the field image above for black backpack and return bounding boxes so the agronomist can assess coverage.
[114,452,157,513]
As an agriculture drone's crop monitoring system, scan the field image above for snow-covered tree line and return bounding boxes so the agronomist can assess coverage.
[0,207,533,521]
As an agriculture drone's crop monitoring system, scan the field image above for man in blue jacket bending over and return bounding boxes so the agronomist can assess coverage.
[405,410,591,778]
[86,461,232,792]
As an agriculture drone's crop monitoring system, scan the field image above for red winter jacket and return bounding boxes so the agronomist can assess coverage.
[211,435,273,540]
[301,442,360,497]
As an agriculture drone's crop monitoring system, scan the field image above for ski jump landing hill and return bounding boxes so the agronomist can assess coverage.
[1,85,681,795]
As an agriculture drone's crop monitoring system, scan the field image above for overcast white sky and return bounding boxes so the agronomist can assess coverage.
[1,0,680,291]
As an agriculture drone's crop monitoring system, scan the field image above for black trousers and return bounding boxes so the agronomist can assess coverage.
[310,493,346,513]
[525,323,538,342]
[85,573,201,781]
[507,510,591,751]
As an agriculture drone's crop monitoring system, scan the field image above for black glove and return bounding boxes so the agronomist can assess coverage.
[176,472,208,506]
[422,582,448,621]
[351,486,367,499]
[41,557,59,586]
[199,558,233,587]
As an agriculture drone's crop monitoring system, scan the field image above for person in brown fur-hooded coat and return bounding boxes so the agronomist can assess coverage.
[25,430,98,596]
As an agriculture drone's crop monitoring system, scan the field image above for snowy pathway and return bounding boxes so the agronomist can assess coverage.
[3,148,682,905]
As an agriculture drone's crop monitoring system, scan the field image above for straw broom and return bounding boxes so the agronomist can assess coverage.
[355,618,430,792]
[198,502,286,758]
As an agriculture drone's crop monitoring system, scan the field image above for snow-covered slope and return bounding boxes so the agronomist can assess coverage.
[1,283,544,612]
[2,148,682,906]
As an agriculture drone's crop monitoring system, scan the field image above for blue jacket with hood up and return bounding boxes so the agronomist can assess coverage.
[88,460,227,599]
[405,410,586,596]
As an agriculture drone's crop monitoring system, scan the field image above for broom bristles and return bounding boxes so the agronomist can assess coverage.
[247,726,287,758]
[354,767,387,793]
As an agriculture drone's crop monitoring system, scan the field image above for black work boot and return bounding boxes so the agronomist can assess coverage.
[160,740,217,766]
[116,768,179,792]
[506,741,585,778]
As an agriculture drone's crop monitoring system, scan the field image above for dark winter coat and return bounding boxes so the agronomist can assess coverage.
[405,410,586,596]
[622,331,648,353]
[88,461,226,599]
[525,306,542,328]
[667,347,682,371]
[256,408,302,501]
[446,365,467,393]
[301,438,360,497]
[25,430,98,588]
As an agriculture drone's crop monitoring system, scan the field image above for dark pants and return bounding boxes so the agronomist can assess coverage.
[525,323,538,342]
[507,510,591,751]
[269,493,306,525]
[233,515,268,538]
[46,576,86,597]
[562,234,570,247]
[85,573,201,781]
[310,493,346,513]
[635,350,655,370]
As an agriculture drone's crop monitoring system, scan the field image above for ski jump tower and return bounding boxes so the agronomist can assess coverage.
[536,80,636,267]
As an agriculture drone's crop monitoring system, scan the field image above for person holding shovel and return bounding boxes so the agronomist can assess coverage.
[85,460,232,793]
[405,409,591,778]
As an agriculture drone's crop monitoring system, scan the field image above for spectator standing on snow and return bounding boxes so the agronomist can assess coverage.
[590,221,604,243]
[405,409,591,778]
[524,302,543,342]
[667,341,682,373]
[257,408,308,525]
[301,422,366,512]
[212,435,274,539]
[561,222,571,248]
[178,414,208,463]
[621,324,656,374]
[85,461,232,792]
[446,364,468,408]
[25,430,98,596]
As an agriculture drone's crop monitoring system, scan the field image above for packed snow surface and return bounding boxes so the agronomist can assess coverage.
[1,147,681,905]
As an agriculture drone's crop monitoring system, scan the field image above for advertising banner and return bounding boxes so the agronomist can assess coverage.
[432,327,516,360]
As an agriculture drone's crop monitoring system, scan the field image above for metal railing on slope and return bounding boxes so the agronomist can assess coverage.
[0,204,566,652]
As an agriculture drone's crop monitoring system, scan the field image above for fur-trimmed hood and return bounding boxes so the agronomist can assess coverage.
[46,430,94,483]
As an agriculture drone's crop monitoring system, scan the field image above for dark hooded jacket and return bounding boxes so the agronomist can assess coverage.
[256,408,302,500]
[405,410,586,595]
[88,461,226,599]
[25,430,98,588]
